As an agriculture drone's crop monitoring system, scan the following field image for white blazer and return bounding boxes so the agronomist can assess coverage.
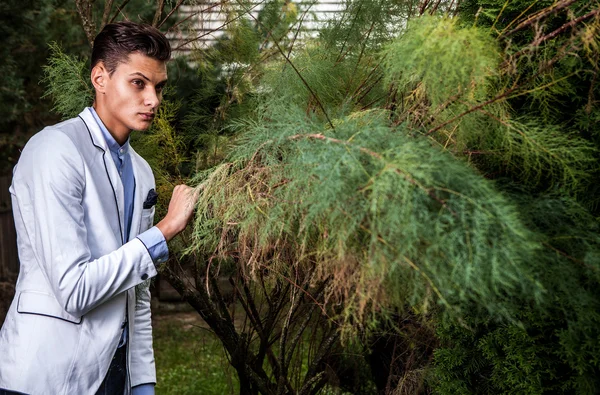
[0,108,159,394]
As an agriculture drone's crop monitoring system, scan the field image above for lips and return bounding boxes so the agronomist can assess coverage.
[140,113,155,121]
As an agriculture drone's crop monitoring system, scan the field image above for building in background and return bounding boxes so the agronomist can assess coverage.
[170,1,346,54]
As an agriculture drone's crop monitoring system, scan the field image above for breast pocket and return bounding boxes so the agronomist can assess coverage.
[140,206,155,232]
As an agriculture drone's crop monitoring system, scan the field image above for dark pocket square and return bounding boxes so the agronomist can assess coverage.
[143,188,158,209]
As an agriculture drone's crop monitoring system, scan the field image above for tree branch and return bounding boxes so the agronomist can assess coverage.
[101,0,115,30]
[161,262,240,355]
[75,0,97,47]
[500,0,578,38]
[110,0,130,23]
[284,284,328,371]
[236,0,336,130]
[157,0,186,29]
[509,8,600,61]
[167,1,227,33]
[152,0,166,27]
[173,0,266,51]
[300,331,339,394]
[531,8,599,47]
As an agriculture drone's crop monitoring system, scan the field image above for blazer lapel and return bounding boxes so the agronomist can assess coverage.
[78,109,126,244]
[128,148,152,241]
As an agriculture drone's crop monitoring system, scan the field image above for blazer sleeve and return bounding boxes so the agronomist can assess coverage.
[11,130,157,317]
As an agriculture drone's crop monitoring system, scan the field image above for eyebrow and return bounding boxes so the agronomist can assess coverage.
[129,72,168,85]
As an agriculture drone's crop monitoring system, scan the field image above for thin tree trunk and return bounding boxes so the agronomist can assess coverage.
[75,0,97,47]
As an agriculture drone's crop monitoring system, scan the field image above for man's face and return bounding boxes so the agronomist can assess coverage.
[94,52,168,139]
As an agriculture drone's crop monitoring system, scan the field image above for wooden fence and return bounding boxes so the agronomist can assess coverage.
[0,175,18,281]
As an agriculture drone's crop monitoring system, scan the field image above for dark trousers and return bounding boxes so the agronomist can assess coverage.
[95,343,128,395]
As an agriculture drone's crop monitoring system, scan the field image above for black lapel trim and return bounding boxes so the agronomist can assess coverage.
[78,115,124,243]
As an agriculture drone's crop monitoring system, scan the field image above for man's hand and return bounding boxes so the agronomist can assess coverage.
[156,185,199,242]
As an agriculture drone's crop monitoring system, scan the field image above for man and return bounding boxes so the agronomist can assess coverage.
[0,21,196,394]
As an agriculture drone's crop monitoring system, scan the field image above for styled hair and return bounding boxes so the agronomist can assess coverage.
[91,21,171,75]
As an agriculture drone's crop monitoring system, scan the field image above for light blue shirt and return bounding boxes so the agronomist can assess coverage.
[90,107,165,393]
[89,107,168,259]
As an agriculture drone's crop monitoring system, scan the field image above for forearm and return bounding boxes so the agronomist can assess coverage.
[48,238,157,317]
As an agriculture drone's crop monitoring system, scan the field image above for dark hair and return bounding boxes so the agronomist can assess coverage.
[91,21,171,75]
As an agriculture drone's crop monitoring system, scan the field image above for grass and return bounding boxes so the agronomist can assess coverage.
[151,308,376,394]
[152,310,239,394]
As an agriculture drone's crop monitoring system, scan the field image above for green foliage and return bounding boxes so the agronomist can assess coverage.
[468,117,598,194]
[130,98,189,219]
[434,238,600,393]
[384,16,499,108]
[0,0,87,172]
[190,29,546,333]
[0,0,84,125]
[184,1,600,392]
[456,0,600,209]
[42,42,93,119]
[382,15,597,198]
[39,0,600,392]
[182,43,259,171]
[260,46,386,117]
[428,1,600,392]
[153,316,239,394]
[256,0,299,42]
[320,0,416,51]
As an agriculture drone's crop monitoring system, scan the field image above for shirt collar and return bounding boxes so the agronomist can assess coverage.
[88,107,130,156]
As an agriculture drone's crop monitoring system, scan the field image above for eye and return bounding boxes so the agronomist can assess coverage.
[132,79,145,89]
[156,84,166,93]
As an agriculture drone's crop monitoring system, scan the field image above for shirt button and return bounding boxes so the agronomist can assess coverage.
[141,273,148,280]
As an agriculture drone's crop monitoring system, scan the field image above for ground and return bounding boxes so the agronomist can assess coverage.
[152,303,240,394]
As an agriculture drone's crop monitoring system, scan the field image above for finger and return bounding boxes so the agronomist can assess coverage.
[191,186,201,202]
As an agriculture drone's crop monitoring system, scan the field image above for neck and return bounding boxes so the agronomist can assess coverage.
[92,103,130,145]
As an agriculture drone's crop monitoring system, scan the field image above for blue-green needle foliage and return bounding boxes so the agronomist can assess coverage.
[187,14,572,332]
[384,16,499,108]
[433,193,600,393]
[184,4,600,388]
[382,16,597,195]
[42,42,93,119]
[40,0,600,390]
[191,100,543,332]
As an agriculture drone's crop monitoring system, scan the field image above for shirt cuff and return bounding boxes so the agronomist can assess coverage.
[137,226,169,265]
[132,383,155,395]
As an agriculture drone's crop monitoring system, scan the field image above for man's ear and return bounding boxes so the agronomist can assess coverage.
[91,62,108,94]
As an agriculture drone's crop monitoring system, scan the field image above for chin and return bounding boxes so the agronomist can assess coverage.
[133,121,153,131]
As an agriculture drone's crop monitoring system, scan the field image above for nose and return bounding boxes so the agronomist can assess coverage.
[144,88,160,109]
